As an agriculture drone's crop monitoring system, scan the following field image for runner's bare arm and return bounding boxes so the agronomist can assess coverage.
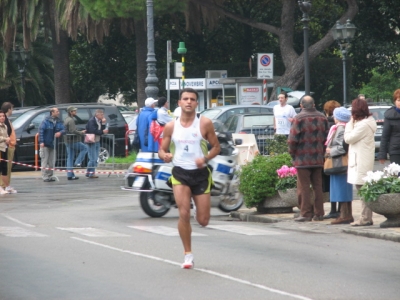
[159,121,173,163]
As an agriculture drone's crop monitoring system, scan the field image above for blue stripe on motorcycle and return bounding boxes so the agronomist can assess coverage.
[136,158,164,164]
[155,171,171,181]
[216,164,233,175]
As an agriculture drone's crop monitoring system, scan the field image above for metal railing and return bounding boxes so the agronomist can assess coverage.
[34,133,116,171]
[250,125,274,155]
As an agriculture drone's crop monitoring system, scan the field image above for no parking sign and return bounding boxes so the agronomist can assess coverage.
[257,53,274,79]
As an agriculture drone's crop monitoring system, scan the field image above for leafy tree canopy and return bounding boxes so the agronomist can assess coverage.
[79,0,186,19]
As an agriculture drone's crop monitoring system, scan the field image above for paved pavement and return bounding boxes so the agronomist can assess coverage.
[12,163,400,244]
[231,198,400,244]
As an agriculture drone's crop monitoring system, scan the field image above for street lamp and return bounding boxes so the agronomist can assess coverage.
[11,46,31,107]
[331,19,357,106]
[145,0,159,99]
[298,0,312,96]
[177,42,187,89]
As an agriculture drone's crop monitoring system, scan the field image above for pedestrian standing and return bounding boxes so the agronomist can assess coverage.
[85,109,108,178]
[344,98,377,226]
[136,98,157,152]
[322,100,341,219]
[39,108,65,182]
[378,89,400,165]
[273,91,296,137]
[288,96,329,222]
[0,111,11,194]
[325,107,354,224]
[0,102,17,193]
[159,88,220,269]
[64,106,88,180]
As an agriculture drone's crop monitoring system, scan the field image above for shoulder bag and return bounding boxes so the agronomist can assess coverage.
[84,133,96,143]
[324,153,348,175]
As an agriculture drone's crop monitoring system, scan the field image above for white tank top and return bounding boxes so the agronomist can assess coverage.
[171,115,208,170]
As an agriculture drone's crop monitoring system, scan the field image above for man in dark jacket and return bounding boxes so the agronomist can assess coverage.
[39,108,65,182]
[288,96,329,222]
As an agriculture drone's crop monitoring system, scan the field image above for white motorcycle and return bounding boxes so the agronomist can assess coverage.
[122,134,243,217]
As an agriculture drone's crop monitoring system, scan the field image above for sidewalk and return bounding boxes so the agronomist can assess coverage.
[231,199,400,243]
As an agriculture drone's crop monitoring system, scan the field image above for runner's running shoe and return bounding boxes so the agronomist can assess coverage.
[181,253,194,269]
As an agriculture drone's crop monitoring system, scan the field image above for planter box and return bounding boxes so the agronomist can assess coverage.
[257,189,329,214]
[365,193,400,228]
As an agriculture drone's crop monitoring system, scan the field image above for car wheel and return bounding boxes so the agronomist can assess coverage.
[98,146,110,163]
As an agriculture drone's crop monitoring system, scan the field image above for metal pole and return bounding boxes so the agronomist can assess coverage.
[299,1,311,96]
[167,40,171,106]
[144,0,159,99]
[342,49,347,106]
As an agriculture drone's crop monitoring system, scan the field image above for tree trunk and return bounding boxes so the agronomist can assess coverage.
[135,19,147,108]
[46,0,71,104]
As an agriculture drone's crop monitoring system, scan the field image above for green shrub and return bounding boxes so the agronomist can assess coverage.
[238,153,293,208]
[268,134,289,156]
[105,151,137,163]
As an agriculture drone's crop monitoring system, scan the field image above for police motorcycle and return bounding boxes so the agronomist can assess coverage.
[122,128,243,218]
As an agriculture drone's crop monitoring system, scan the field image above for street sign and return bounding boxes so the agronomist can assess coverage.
[257,53,274,79]
[174,62,182,77]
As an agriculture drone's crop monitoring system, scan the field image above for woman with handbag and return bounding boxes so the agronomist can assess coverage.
[325,107,353,224]
[344,98,377,226]
[85,109,109,178]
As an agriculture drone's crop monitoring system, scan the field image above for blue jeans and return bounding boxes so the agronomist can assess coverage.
[65,142,88,178]
[86,142,100,177]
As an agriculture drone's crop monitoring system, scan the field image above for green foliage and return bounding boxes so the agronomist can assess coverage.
[358,176,400,202]
[238,153,292,208]
[79,0,186,19]
[267,135,289,156]
[359,69,400,102]
[105,151,137,163]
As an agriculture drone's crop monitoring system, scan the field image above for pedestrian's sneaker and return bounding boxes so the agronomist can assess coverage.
[181,253,194,269]
[5,186,17,194]
[0,187,7,195]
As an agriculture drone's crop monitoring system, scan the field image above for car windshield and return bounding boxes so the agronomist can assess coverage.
[369,108,388,122]
[12,110,43,129]
[243,115,274,128]
[200,109,221,119]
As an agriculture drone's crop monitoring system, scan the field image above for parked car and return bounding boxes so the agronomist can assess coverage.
[121,111,138,124]
[125,114,138,146]
[222,113,274,155]
[200,105,273,123]
[9,106,38,122]
[11,103,129,168]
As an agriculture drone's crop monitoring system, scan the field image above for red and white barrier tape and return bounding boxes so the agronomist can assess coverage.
[0,159,126,175]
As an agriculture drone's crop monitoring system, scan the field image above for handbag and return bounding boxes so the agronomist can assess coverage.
[324,153,348,175]
[84,133,96,143]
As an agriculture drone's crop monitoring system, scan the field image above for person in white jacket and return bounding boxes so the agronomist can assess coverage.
[344,98,377,226]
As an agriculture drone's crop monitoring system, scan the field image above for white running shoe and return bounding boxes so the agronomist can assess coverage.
[0,187,7,195]
[5,186,17,194]
[181,253,194,269]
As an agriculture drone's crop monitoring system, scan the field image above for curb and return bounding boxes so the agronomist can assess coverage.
[230,211,400,243]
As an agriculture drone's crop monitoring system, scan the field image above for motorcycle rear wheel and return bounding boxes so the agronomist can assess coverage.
[140,188,171,218]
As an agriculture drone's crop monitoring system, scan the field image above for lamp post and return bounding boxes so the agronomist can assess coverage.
[11,46,31,107]
[331,19,357,106]
[177,42,187,89]
[145,0,159,99]
[298,0,312,96]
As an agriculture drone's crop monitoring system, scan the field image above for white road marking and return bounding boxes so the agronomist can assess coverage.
[56,227,129,237]
[128,225,206,237]
[72,237,313,300]
[0,226,47,237]
[206,225,285,236]
[1,214,35,227]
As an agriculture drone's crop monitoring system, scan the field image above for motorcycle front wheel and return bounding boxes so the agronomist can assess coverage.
[140,189,171,218]
[218,179,244,213]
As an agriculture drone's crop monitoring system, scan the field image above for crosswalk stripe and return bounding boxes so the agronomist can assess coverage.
[56,227,130,237]
[206,225,285,236]
[128,226,206,236]
[0,226,47,237]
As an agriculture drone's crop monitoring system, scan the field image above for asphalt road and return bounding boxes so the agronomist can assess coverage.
[1,172,399,300]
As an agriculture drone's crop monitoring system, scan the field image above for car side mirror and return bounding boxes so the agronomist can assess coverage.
[234,139,242,145]
[26,123,35,132]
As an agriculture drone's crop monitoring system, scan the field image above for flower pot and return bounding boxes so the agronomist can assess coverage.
[365,193,400,228]
[278,188,299,208]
